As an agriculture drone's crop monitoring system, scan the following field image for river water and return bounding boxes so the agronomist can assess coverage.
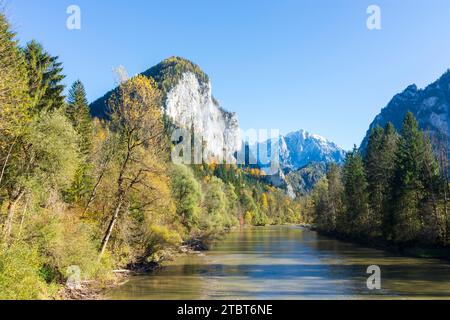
[108,226,450,299]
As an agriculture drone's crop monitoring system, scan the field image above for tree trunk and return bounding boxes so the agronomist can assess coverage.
[0,138,17,187]
[98,199,123,260]
[83,171,105,216]
[3,190,25,241]
[17,200,29,238]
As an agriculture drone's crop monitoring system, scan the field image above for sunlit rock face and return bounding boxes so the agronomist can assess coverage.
[90,57,242,163]
[361,71,450,153]
[165,72,242,162]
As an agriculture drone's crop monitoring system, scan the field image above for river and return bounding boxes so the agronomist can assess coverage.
[107,226,450,299]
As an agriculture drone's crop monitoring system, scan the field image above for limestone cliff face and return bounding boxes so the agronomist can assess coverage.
[90,57,242,162]
[164,72,242,161]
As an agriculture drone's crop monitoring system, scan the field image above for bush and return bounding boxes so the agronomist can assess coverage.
[145,224,182,262]
[23,208,107,283]
[0,243,57,300]
[170,165,202,231]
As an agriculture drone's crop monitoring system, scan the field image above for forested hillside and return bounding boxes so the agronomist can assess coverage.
[0,13,300,299]
[305,113,450,249]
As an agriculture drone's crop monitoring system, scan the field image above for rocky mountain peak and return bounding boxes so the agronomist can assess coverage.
[90,57,242,162]
[361,70,450,152]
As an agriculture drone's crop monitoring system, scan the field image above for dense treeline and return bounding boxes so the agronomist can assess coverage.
[306,113,449,248]
[0,14,300,299]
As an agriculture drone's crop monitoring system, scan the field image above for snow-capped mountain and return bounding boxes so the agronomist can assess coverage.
[280,130,346,170]
[254,130,345,172]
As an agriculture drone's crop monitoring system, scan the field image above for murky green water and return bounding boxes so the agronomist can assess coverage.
[108,226,450,299]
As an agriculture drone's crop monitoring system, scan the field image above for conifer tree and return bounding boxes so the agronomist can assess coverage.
[22,40,65,113]
[420,132,444,243]
[66,80,93,157]
[379,122,399,238]
[364,125,385,237]
[326,163,344,232]
[342,147,370,237]
[390,112,426,244]
[64,80,94,204]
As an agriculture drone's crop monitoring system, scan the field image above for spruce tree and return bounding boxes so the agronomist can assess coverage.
[326,163,343,232]
[364,125,385,237]
[64,80,94,204]
[342,147,370,238]
[22,40,65,113]
[380,122,399,239]
[420,132,444,243]
[390,112,426,244]
[312,178,330,231]
[66,80,93,156]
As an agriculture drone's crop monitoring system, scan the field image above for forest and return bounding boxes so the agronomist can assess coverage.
[305,113,450,248]
[0,13,300,299]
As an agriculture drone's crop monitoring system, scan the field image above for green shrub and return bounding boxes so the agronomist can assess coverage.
[0,243,57,300]
[145,224,182,262]
[23,209,106,282]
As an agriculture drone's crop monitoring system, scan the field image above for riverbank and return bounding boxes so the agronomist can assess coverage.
[61,232,225,300]
[308,225,450,263]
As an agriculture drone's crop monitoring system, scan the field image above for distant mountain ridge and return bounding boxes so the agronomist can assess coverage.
[254,129,345,171]
[253,130,345,196]
[279,130,345,170]
[361,71,450,152]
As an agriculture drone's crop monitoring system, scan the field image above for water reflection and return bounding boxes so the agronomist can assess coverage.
[108,226,450,300]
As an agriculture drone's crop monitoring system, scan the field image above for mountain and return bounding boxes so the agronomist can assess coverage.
[90,57,242,162]
[254,130,345,172]
[361,70,450,152]
[254,130,345,196]
[285,162,328,196]
[279,130,346,170]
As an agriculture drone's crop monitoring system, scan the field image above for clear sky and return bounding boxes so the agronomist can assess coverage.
[5,0,450,150]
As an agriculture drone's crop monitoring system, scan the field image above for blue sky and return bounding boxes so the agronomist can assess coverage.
[6,0,450,150]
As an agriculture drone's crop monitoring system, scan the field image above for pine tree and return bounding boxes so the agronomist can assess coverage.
[420,132,444,244]
[364,125,385,237]
[327,163,344,232]
[311,177,330,231]
[342,147,370,237]
[64,81,94,204]
[380,122,399,239]
[66,80,93,157]
[390,112,426,244]
[22,40,65,113]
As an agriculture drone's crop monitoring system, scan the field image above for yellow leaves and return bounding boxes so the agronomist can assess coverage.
[245,168,264,177]
[244,211,255,226]
[261,193,269,212]
[109,74,163,142]
[208,162,218,171]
